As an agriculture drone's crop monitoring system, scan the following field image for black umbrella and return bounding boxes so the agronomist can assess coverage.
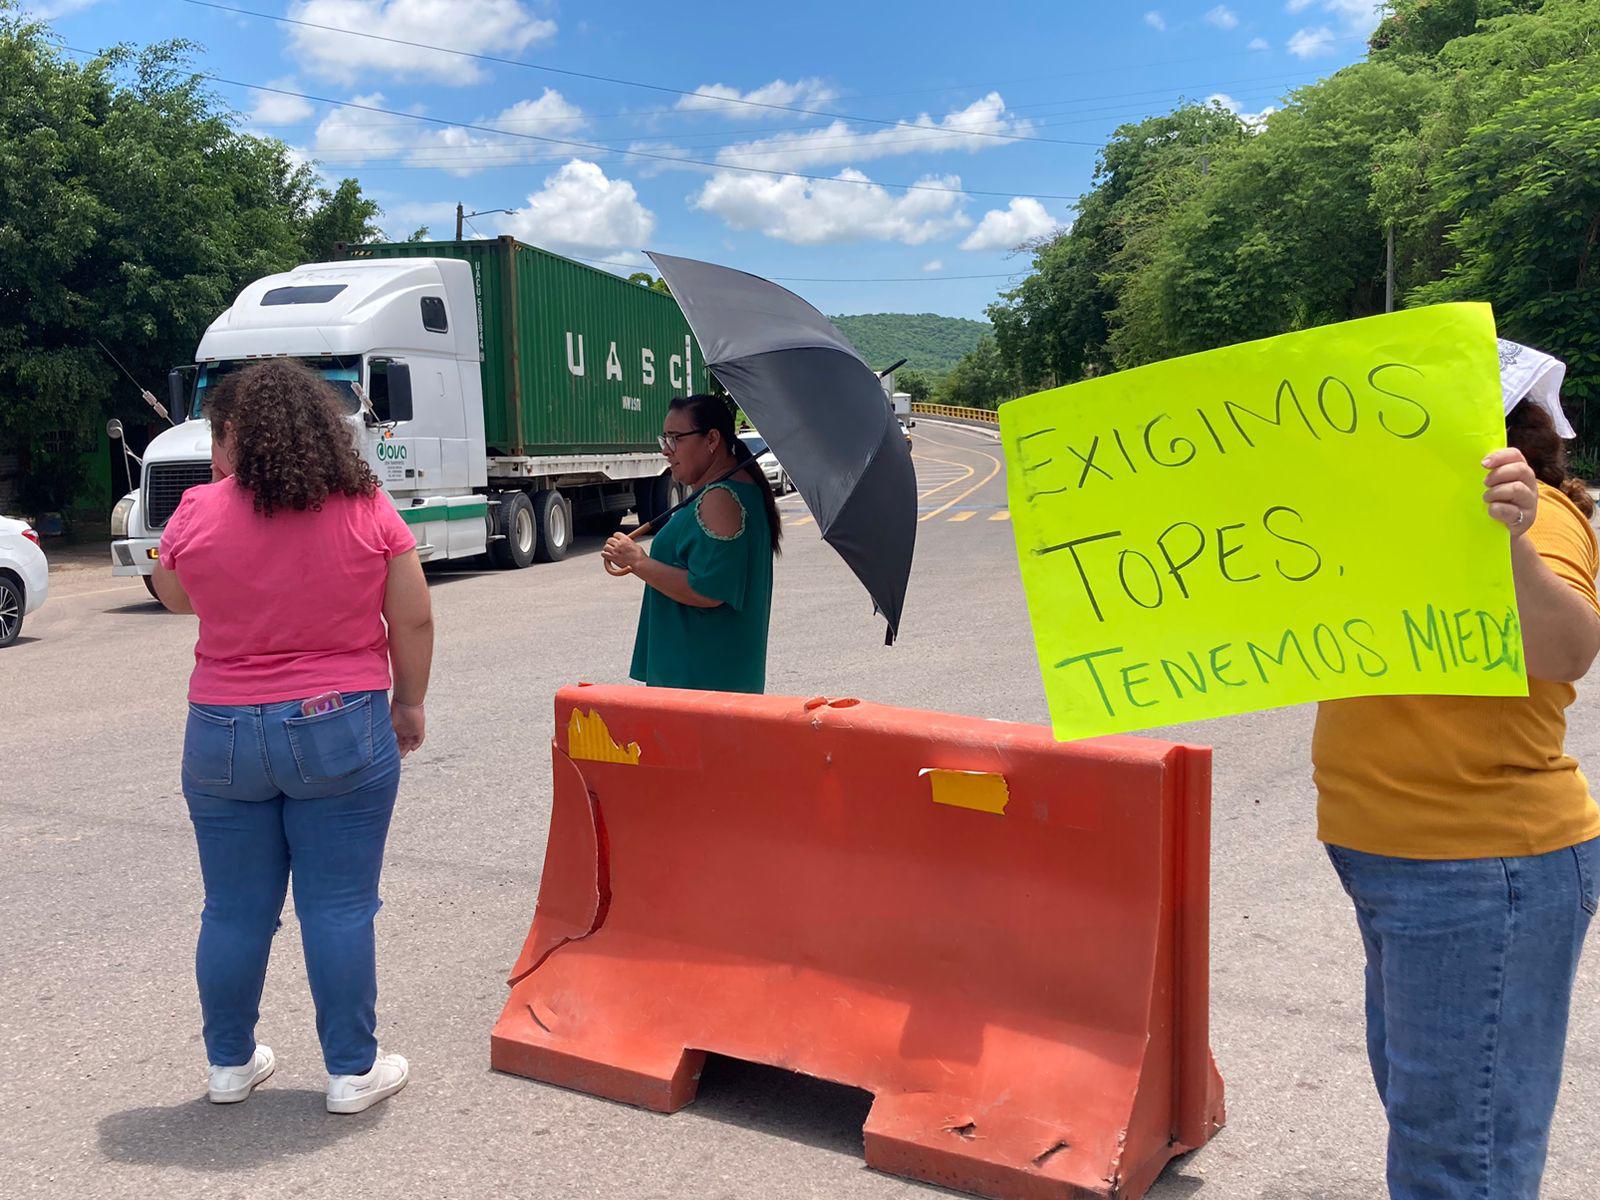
[647,252,917,645]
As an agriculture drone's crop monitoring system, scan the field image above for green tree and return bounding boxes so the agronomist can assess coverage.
[299,176,381,260]
[938,336,1015,410]
[0,11,388,515]
[1411,59,1600,442]
[627,271,671,295]
[1126,62,1436,361]
[987,102,1245,385]
[894,366,938,404]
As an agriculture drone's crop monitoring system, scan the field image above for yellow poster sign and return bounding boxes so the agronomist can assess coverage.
[999,304,1525,741]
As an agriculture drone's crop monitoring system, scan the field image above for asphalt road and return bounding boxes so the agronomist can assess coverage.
[4,419,1598,1199]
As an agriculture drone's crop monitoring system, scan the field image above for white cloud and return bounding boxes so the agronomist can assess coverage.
[485,90,587,138]
[710,93,1031,172]
[287,0,556,85]
[310,90,585,176]
[1205,5,1239,30]
[1249,36,1271,50]
[922,260,944,273]
[692,169,970,247]
[676,78,838,119]
[1288,25,1337,57]
[1323,0,1383,30]
[502,160,655,256]
[248,79,316,127]
[1287,0,1383,35]
[20,0,104,17]
[311,92,416,165]
[1207,93,1277,131]
[960,197,1057,252]
[1144,10,1167,31]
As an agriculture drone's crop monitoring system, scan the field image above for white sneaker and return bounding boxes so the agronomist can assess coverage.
[326,1051,409,1114]
[208,1045,275,1103]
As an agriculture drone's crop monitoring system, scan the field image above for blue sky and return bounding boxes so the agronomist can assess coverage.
[32,0,1378,319]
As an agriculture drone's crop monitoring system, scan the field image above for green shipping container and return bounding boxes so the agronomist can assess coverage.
[340,237,709,456]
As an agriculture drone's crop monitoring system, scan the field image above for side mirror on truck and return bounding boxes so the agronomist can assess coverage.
[168,366,196,422]
[369,358,414,424]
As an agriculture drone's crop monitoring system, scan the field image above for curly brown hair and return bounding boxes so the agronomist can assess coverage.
[1506,399,1596,519]
[202,360,380,517]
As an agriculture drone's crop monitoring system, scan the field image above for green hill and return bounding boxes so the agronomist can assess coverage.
[830,313,991,374]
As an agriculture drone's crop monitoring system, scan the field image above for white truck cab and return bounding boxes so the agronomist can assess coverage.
[111,252,682,585]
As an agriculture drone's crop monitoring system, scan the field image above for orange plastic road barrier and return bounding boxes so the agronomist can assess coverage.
[492,685,1224,1199]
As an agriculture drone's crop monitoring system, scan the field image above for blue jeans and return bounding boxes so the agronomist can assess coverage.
[1326,839,1599,1199]
[182,691,400,1076]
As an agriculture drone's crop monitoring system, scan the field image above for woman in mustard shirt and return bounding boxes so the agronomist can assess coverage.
[1314,341,1600,1199]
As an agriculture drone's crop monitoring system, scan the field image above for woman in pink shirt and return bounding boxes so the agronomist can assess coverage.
[154,360,434,1115]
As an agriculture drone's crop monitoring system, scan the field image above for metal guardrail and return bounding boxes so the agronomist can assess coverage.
[909,403,1000,425]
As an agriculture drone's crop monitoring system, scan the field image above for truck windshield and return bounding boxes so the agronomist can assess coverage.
[190,357,363,420]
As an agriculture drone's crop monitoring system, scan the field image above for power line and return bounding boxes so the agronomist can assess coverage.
[134,63,1089,199]
[300,81,1297,172]
[562,251,1026,283]
[183,0,1370,123]
[58,42,1084,198]
[180,0,1100,150]
[241,67,1316,141]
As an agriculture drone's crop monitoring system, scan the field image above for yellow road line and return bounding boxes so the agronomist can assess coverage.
[989,511,1011,522]
[948,510,975,522]
[911,450,975,500]
[915,427,1003,523]
[788,514,815,527]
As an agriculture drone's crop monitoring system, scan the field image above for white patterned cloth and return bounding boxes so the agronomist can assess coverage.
[1498,338,1576,439]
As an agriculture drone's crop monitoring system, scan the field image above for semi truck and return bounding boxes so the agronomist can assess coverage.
[110,236,708,591]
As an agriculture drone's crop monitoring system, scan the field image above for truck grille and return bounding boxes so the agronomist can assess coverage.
[144,462,212,528]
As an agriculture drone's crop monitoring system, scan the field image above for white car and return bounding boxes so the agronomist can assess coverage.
[0,516,49,647]
[738,432,792,495]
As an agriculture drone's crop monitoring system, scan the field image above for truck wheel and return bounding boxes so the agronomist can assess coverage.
[0,576,22,647]
[490,491,537,569]
[142,575,160,601]
[533,489,571,563]
[650,473,689,527]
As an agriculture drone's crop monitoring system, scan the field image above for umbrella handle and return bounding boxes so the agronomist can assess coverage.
[603,525,648,577]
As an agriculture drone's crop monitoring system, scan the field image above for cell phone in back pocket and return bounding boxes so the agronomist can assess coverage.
[301,691,344,717]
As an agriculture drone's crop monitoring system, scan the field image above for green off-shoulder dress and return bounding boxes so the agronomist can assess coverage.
[629,480,774,694]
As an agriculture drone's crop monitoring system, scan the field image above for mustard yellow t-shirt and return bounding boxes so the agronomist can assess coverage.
[1314,483,1600,859]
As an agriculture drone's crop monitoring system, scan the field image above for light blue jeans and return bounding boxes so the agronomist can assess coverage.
[1326,839,1599,1199]
[182,692,400,1076]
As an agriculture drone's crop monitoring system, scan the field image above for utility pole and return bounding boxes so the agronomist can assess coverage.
[455,204,516,241]
[1385,223,1395,313]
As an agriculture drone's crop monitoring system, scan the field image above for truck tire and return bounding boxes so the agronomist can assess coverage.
[533,489,571,563]
[648,473,689,529]
[489,491,537,569]
[142,575,160,601]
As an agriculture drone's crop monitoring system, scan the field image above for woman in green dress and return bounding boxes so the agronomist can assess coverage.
[602,394,782,694]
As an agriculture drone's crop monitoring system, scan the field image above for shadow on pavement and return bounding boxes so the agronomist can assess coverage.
[106,600,177,616]
[97,1088,380,1170]
[687,1055,873,1158]
[688,1055,1212,1198]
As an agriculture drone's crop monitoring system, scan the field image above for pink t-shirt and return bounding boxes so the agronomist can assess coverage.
[159,480,417,704]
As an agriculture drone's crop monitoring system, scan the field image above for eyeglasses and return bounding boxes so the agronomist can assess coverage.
[658,429,709,452]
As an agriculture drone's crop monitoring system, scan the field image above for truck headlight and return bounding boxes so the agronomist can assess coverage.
[111,492,137,538]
